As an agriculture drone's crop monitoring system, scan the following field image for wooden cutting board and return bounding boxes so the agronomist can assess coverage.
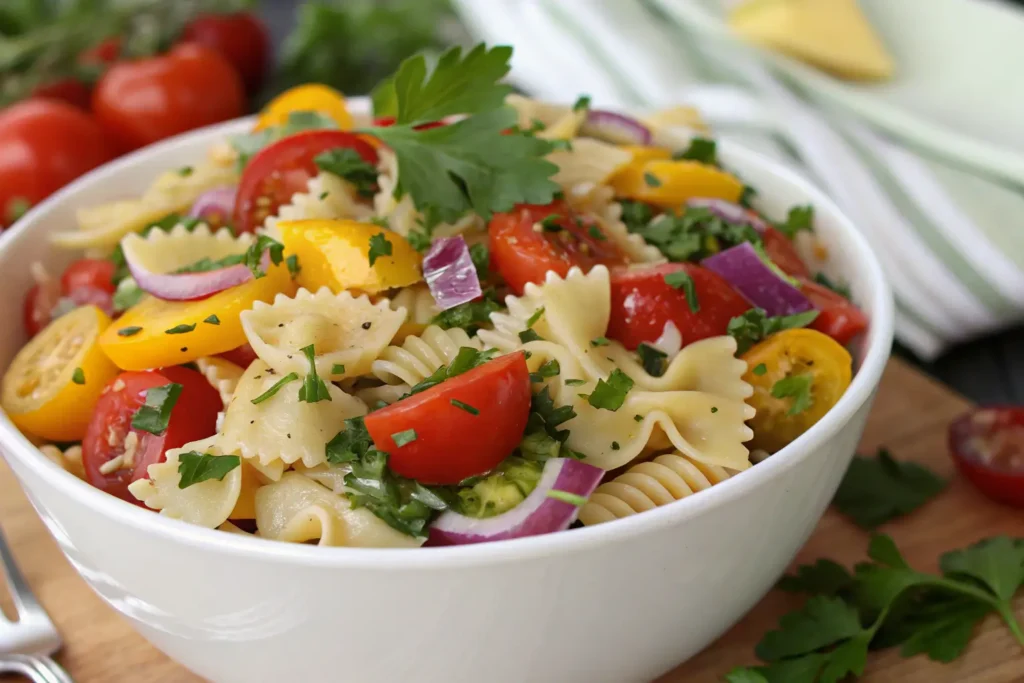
[2,358,1023,683]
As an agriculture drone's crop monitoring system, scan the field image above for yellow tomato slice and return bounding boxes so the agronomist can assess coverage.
[742,328,852,453]
[255,84,354,131]
[280,219,423,295]
[2,306,119,441]
[99,263,296,371]
[619,145,672,165]
[610,158,744,209]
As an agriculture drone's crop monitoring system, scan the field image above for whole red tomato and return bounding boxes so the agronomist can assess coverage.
[92,43,245,152]
[180,12,270,93]
[0,100,114,228]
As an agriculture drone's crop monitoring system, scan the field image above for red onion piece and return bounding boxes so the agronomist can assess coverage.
[422,236,482,311]
[188,186,237,229]
[702,242,813,317]
[428,458,604,546]
[581,110,652,146]
[688,198,769,233]
[126,250,268,302]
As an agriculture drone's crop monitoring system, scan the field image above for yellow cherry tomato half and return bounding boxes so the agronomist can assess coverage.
[255,84,354,131]
[741,328,852,453]
[609,158,744,209]
[2,305,119,441]
[280,219,423,295]
[99,262,296,371]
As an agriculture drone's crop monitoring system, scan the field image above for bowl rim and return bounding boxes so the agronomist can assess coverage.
[0,104,894,570]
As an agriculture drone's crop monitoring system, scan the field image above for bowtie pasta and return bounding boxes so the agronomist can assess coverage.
[2,45,864,549]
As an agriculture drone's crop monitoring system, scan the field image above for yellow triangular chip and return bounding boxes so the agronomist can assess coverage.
[730,0,895,81]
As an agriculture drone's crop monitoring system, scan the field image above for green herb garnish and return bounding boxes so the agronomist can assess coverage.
[753,363,767,376]
[286,254,301,277]
[131,383,182,435]
[392,429,417,447]
[728,308,820,355]
[71,367,85,385]
[177,452,240,489]
[643,172,661,188]
[117,326,143,337]
[314,147,379,197]
[572,94,591,112]
[776,205,814,239]
[297,345,331,403]
[832,449,947,529]
[664,270,699,312]
[583,369,634,412]
[450,399,479,415]
[519,329,543,343]
[637,344,667,377]
[770,374,814,416]
[564,379,586,387]
[165,323,196,334]
[547,489,588,506]
[331,364,346,375]
[368,232,393,266]
[203,314,220,325]
[590,336,609,347]
[525,307,545,328]
[673,137,717,166]
[405,347,497,397]
[250,372,300,405]
[529,359,560,383]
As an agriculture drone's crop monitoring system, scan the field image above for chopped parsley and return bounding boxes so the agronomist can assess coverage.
[588,225,607,241]
[590,336,609,347]
[174,254,245,274]
[711,407,718,414]
[392,429,418,447]
[519,329,543,343]
[297,345,331,403]
[627,205,762,263]
[637,343,667,377]
[753,363,768,376]
[525,307,545,328]
[131,383,183,435]
[165,323,196,334]
[244,235,285,278]
[583,369,634,412]
[432,288,502,334]
[112,278,144,312]
[177,166,194,177]
[770,374,814,415]
[286,254,301,277]
[776,205,815,239]
[727,308,820,355]
[611,441,621,450]
[331,364,346,375]
[71,367,85,385]
[547,489,588,506]
[572,94,591,112]
[469,242,490,280]
[673,137,717,166]
[314,147,379,197]
[643,172,661,188]
[405,347,496,397]
[229,111,338,170]
[250,372,299,405]
[176,452,240,489]
[564,379,586,387]
[634,414,644,422]
[538,214,562,232]
[450,399,479,415]
[368,232,393,266]
[527,385,577,443]
[529,359,560,383]
[664,270,699,312]
[117,326,143,337]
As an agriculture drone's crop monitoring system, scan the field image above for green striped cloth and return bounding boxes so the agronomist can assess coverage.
[451,0,1024,359]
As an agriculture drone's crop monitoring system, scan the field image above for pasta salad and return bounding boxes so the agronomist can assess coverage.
[1,45,867,548]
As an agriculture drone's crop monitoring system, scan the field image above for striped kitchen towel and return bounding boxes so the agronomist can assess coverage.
[449,0,1024,360]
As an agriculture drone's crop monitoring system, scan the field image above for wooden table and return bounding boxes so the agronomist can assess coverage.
[2,359,1023,682]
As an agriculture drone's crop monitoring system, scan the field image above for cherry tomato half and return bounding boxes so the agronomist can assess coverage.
[489,200,627,294]
[82,366,222,503]
[92,43,244,153]
[180,12,270,93]
[0,100,114,228]
[233,129,379,234]
[23,282,61,339]
[949,407,1024,508]
[608,262,751,351]
[60,259,116,295]
[762,226,810,278]
[364,352,531,485]
[218,343,260,369]
[799,278,868,347]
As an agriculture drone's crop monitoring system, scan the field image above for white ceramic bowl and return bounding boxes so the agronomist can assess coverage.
[0,104,893,683]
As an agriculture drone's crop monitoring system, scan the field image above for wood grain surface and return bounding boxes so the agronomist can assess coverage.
[1,359,1022,683]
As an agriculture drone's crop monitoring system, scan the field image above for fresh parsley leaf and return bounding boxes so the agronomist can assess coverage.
[325,417,373,465]
[432,288,502,334]
[469,242,489,280]
[894,595,991,663]
[727,308,820,355]
[756,595,864,661]
[643,171,661,188]
[619,199,656,234]
[286,254,301,277]
[250,372,300,404]
[770,374,814,416]
[832,449,947,529]
[112,278,144,312]
[71,367,85,385]
[528,385,577,443]
[547,489,588,506]
[629,205,762,263]
[176,452,240,489]
[588,224,606,241]
[297,344,332,403]
[204,314,220,325]
[131,383,182,435]
[230,111,338,169]
[368,232,393,266]
[164,323,196,334]
[331,363,346,375]
[177,166,193,177]
[778,560,855,597]
[753,363,767,376]
[519,329,543,343]
[529,359,560,383]
[637,343,667,377]
[572,94,591,112]
[314,147,379,197]
[590,336,609,347]
[664,270,699,312]
[739,184,758,208]
[244,235,285,278]
[584,369,634,412]
[940,536,1024,603]
[673,137,717,165]
[405,347,496,397]
[777,205,815,239]
[723,668,769,683]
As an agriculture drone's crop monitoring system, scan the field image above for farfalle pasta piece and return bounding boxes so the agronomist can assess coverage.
[565,184,664,264]
[604,336,753,398]
[120,223,253,277]
[371,324,482,386]
[128,437,244,528]
[506,94,572,129]
[195,356,246,407]
[254,472,420,548]
[262,172,373,239]
[579,451,736,526]
[547,139,632,192]
[388,283,440,340]
[242,287,406,380]
[38,444,85,480]
[218,359,367,469]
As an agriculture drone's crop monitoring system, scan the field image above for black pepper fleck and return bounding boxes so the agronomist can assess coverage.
[361,322,372,330]
[180,347,188,352]
[278,323,284,327]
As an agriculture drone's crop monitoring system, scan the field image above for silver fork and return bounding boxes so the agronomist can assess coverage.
[0,526,74,683]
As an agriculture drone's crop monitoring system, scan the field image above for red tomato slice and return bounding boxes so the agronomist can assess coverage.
[364,352,531,485]
[949,407,1024,508]
[23,281,60,338]
[489,200,627,294]
[218,343,260,369]
[82,366,222,503]
[762,227,810,278]
[608,263,751,351]
[799,278,868,347]
[61,258,116,295]
[233,129,379,234]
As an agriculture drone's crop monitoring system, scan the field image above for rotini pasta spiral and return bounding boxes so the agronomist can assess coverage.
[371,325,483,386]
[578,452,737,526]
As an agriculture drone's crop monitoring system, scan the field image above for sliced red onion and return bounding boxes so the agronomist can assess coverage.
[428,458,604,546]
[688,198,769,232]
[422,236,482,311]
[126,249,268,302]
[581,110,652,146]
[188,186,237,229]
[702,242,813,317]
